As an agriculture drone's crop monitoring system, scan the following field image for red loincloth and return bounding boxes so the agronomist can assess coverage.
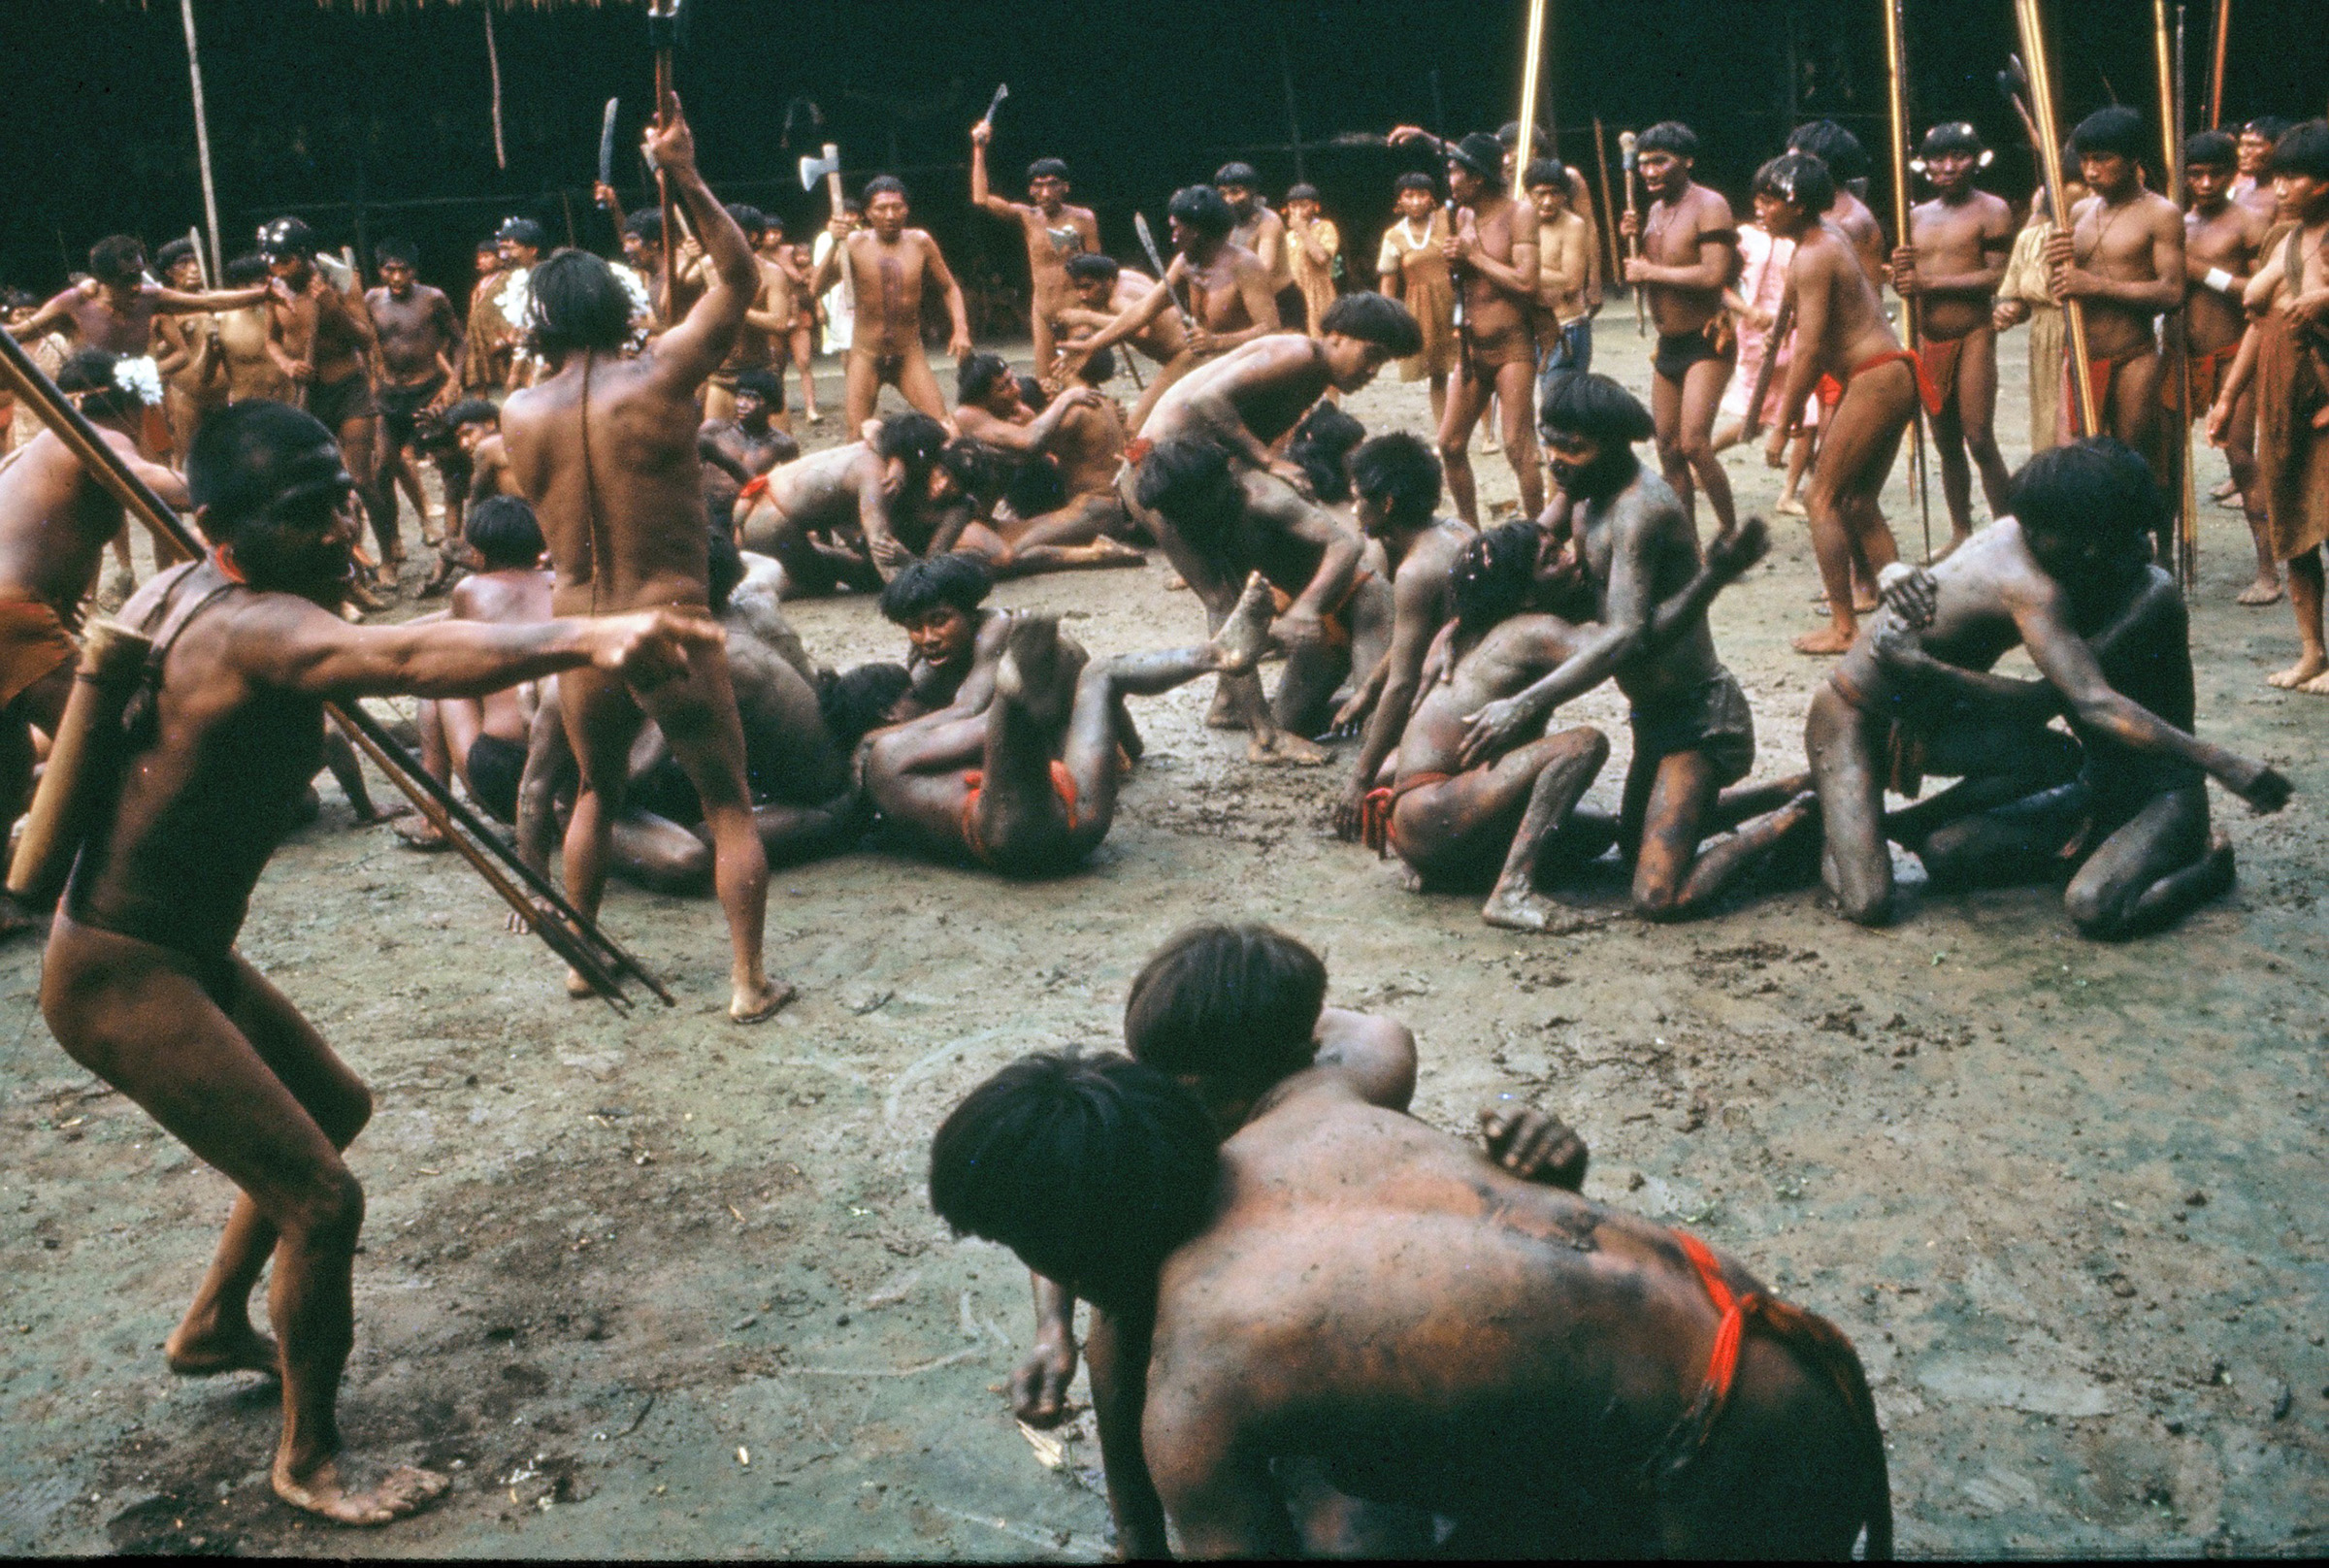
[959,760,1082,868]
[1359,769,1452,858]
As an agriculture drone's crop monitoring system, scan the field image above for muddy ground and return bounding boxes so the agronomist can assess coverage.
[0,324,2323,1559]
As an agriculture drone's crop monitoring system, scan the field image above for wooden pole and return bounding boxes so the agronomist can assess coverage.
[483,2,508,173]
[2162,0,2200,588]
[1511,0,1550,200]
[2012,1,2101,437]
[1591,116,1624,281]
[1882,0,1933,559]
[178,0,223,281]
[1620,130,1647,337]
[651,3,679,316]
[2208,0,2230,128]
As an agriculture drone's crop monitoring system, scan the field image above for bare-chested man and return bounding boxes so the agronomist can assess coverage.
[865,588,1274,875]
[498,97,791,1023]
[1216,161,1301,327]
[946,353,1144,576]
[702,205,796,431]
[1893,123,2016,550]
[2044,106,2185,532]
[1624,122,1741,539]
[2181,130,2279,604]
[0,349,191,921]
[737,410,957,595]
[151,239,227,468]
[697,367,800,533]
[1527,157,1596,420]
[1052,252,1187,429]
[2232,116,2291,219]
[969,122,1097,379]
[365,238,464,552]
[874,552,1014,724]
[1761,153,1926,656]
[8,234,268,408]
[1788,120,1889,283]
[808,176,972,431]
[1435,132,1543,523]
[1808,438,2290,927]
[212,255,294,406]
[932,1017,1891,1555]
[2213,120,2329,693]
[1329,433,1473,837]
[41,399,708,1524]
[1059,184,1280,427]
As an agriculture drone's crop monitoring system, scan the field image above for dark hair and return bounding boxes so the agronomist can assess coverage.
[1213,161,1261,189]
[1286,182,1321,205]
[464,494,545,570]
[817,661,914,749]
[2010,437,2162,556]
[1638,121,1700,160]
[1496,120,1551,150]
[841,198,865,217]
[1348,432,1442,524]
[938,438,1007,503]
[1755,151,1838,216]
[1289,403,1367,504]
[441,396,499,430]
[762,213,787,237]
[186,400,347,541]
[928,1052,1221,1318]
[705,522,745,614]
[1005,448,1068,519]
[1447,132,1504,180]
[528,248,634,355]
[57,348,140,422]
[2244,115,2293,144]
[1317,292,1423,357]
[2272,120,2329,181]
[1065,251,1119,284]
[223,253,271,287]
[497,216,547,249]
[88,235,145,285]
[1524,157,1568,192]
[958,351,1015,405]
[1451,519,1542,631]
[2071,106,2149,164]
[1919,121,1985,159]
[1071,343,1118,386]
[863,175,908,202]
[257,216,318,261]
[1166,184,1235,241]
[624,209,664,245]
[1540,370,1656,446]
[878,551,992,623]
[374,236,419,268]
[1124,923,1326,1094]
[1133,438,1237,539]
[2184,129,2238,170]
[476,237,503,257]
[1787,119,1866,182]
[724,203,767,241]
[155,238,198,275]
[1015,374,1050,412]
[873,410,948,472]
[733,367,783,404]
[1028,157,1070,183]
[1394,172,1437,196]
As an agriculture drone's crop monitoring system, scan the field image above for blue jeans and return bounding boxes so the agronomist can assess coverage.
[1535,318,1593,425]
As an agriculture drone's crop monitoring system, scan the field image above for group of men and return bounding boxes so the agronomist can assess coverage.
[0,69,2311,1549]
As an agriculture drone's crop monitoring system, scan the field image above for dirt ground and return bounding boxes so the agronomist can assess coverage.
[0,320,2324,1559]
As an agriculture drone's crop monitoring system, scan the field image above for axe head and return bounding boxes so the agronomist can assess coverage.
[800,144,841,193]
[1619,129,1638,168]
[981,82,1009,126]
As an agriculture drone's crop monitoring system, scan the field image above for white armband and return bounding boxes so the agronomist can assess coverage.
[2206,267,2238,297]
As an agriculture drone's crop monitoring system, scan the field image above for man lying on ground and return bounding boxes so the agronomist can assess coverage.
[945,353,1145,576]
[736,411,958,595]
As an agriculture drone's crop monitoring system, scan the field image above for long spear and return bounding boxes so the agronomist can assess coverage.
[648,1,682,317]
[0,330,668,1012]
[1882,0,1933,560]
[1591,116,1624,282]
[2207,0,2230,128]
[1510,0,1551,200]
[2007,0,2101,437]
[2160,0,2200,588]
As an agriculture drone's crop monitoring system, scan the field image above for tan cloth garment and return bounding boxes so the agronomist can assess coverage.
[1377,212,1458,380]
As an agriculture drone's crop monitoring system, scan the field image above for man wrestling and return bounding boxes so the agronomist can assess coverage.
[1893,123,2017,552]
[1759,151,1927,656]
[876,551,1013,721]
[808,176,973,431]
[1807,438,2291,927]
[1624,121,1742,539]
[736,410,955,595]
[1436,132,1543,524]
[1051,252,1188,431]
[365,239,465,553]
[498,94,792,1022]
[947,354,1143,576]
[863,581,1275,876]
[41,400,708,1524]
[969,121,1098,379]
[931,987,1890,1556]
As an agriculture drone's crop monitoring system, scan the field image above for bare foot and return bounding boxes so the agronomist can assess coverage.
[0,894,46,942]
[1087,539,1146,567]
[351,801,413,828]
[2299,670,2329,697]
[1164,572,1189,591]
[730,977,797,1024]
[1482,884,1560,931]
[2210,475,2238,501]
[1210,572,1275,675]
[995,613,1078,727]
[566,965,597,998]
[392,815,448,851]
[1205,683,1247,731]
[272,1455,449,1526]
[2236,575,2285,606]
[1247,729,1329,766]
[165,1320,279,1379]
[1792,627,1854,656]
[1852,594,1879,614]
[2266,655,2329,690]
[1775,496,1808,518]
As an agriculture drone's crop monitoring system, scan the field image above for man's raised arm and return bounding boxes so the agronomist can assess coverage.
[644,94,757,387]
[968,121,1020,221]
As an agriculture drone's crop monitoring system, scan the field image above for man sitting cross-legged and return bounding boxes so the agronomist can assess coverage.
[1002,922,1591,1557]
[736,411,958,595]
[930,937,1892,1558]
[862,578,1276,876]
[1807,438,2292,927]
[1455,374,1801,921]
